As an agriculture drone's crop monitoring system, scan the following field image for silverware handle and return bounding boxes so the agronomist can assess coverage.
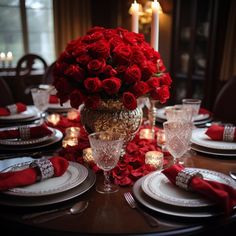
[22,208,61,220]
[33,210,69,224]
[136,207,159,227]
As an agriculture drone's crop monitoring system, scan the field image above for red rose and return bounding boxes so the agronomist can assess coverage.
[146,76,160,88]
[102,77,121,95]
[84,77,102,93]
[122,92,137,110]
[70,89,84,109]
[87,59,106,75]
[88,40,110,59]
[130,81,149,97]
[124,65,141,84]
[84,95,101,109]
[103,65,117,77]
[159,73,172,86]
[53,77,72,103]
[150,85,170,103]
[157,58,166,72]
[141,61,157,81]
[64,64,85,81]
[76,54,92,66]
[113,44,131,64]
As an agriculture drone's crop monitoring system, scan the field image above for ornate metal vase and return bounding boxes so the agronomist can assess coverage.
[80,99,143,149]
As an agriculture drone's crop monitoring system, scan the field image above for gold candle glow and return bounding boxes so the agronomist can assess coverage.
[62,137,78,148]
[139,128,155,140]
[46,113,60,126]
[83,147,94,163]
[67,108,79,120]
[65,127,80,138]
[156,129,166,147]
[145,151,163,170]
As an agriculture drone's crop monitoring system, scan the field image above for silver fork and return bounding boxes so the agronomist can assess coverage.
[124,192,159,227]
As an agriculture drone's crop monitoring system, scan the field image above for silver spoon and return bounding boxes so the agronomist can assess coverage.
[33,200,89,224]
[229,171,236,181]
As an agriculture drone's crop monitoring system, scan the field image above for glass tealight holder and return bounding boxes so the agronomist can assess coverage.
[62,136,78,148]
[46,113,60,126]
[156,129,166,147]
[65,127,80,138]
[83,147,94,164]
[145,151,164,170]
[139,128,155,140]
[67,108,79,120]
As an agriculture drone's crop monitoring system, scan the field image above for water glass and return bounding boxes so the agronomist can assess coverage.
[182,98,201,120]
[165,105,192,122]
[88,131,124,194]
[163,121,193,165]
[31,88,49,117]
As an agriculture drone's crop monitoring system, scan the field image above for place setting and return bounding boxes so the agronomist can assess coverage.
[132,165,236,218]
[0,156,96,208]
[0,103,40,125]
[0,123,63,151]
[191,124,236,157]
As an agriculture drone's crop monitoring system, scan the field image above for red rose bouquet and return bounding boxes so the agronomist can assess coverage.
[53,27,172,110]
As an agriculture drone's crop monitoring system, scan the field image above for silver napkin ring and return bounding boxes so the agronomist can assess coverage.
[30,159,54,181]
[7,104,17,115]
[176,169,203,191]
[19,126,31,140]
[223,125,235,142]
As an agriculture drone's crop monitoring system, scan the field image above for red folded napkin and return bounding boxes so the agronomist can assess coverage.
[205,124,236,141]
[162,164,236,214]
[49,95,59,104]
[0,123,53,140]
[0,103,27,116]
[199,108,211,115]
[0,156,69,191]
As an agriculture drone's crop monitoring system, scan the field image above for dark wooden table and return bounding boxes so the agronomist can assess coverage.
[0,151,236,236]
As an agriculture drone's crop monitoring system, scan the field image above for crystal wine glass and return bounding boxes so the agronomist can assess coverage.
[182,98,201,121]
[163,121,193,165]
[31,88,49,119]
[88,131,124,194]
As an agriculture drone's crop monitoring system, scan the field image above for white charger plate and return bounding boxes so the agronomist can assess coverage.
[191,128,236,150]
[142,168,236,208]
[0,106,38,120]
[4,161,88,197]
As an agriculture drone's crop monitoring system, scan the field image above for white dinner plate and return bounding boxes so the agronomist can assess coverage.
[156,107,210,122]
[133,176,223,218]
[0,106,38,120]
[191,128,236,150]
[48,101,71,112]
[142,168,236,208]
[0,127,56,146]
[4,161,88,197]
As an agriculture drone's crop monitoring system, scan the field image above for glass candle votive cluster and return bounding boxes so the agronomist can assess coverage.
[67,108,80,120]
[145,151,164,170]
[62,127,80,148]
[83,147,94,164]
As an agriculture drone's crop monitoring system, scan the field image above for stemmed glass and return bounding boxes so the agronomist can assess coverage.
[31,88,49,120]
[163,121,193,165]
[88,131,124,194]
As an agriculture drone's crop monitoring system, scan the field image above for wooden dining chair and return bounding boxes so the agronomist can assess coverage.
[14,54,48,104]
[42,61,56,84]
[0,78,15,106]
[212,76,236,125]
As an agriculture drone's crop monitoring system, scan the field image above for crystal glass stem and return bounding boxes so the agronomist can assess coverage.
[148,99,156,135]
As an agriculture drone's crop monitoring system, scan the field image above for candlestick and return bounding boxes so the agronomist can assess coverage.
[145,151,163,170]
[0,52,6,68]
[151,0,159,51]
[131,0,139,33]
[6,51,13,68]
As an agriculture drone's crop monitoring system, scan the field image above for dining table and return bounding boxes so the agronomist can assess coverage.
[0,142,236,236]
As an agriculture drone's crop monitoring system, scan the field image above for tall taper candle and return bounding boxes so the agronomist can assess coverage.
[131,0,139,33]
[151,0,159,51]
